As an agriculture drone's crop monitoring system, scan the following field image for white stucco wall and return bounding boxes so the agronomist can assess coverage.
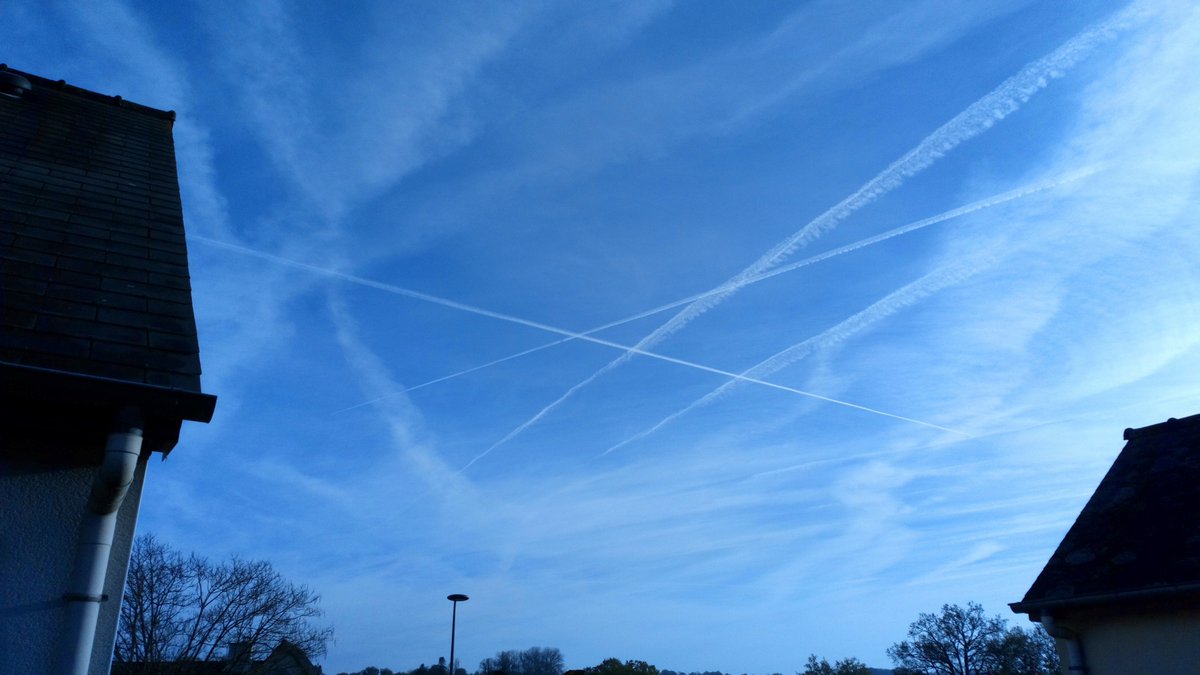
[0,456,148,674]
[1059,604,1200,675]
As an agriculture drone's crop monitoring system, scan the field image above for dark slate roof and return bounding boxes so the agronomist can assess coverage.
[0,65,211,407]
[1011,413,1200,616]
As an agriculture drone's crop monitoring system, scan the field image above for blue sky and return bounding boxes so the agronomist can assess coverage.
[7,1,1200,672]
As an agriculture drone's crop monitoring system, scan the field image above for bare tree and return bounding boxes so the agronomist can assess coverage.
[887,602,1059,675]
[520,647,565,675]
[115,534,333,670]
[888,602,1002,675]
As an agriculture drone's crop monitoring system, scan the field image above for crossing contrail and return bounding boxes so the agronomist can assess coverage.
[475,3,1138,460]
[190,235,961,437]
[331,166,1095,414]
[457,332,973,472]
[602,259,992,456]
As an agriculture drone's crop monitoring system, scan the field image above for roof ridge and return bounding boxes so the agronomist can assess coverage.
[1,64,176,123]
[1122,411,1200,441]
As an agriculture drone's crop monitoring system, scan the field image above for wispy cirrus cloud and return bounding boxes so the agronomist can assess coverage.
[870,1,1200,436]
[483,1,1035,186]
[374,1,1036,262]
[325,290,462,492]
[41,0,231,239]
[205,0,545,226]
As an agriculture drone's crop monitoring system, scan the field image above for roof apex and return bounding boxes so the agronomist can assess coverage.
[1014,412,1200,615]
[1123,411,1200,440]
[0,64,175,123]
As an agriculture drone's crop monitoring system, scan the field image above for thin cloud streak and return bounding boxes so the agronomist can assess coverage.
[460,366,971,473]
[189,235,959,440]
[333,167,1094,414]
[208,1,539,224]
[477,4,1142,457]
[603,258,997,456]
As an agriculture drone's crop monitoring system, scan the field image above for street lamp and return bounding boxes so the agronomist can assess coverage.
[447,593,469,675]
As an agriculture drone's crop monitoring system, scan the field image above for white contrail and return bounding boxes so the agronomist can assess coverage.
[602,259,992,455]
[330,166,1095,415]
[191,234,608,337]
[610,4,1139,347]
[714,166,1096,292]
[190,235,959,436]
[477,3,1137,458]
[458,335,972,472]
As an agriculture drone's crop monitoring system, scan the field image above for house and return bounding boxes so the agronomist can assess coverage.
[0,66,216,673]
[1010,413,1200,674]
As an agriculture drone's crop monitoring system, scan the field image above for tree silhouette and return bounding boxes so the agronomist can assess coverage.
[798,654,871,675]
[478,647,564,675]
[114,534,332,669]
[582,658,659,675]
[888,602,1059,675]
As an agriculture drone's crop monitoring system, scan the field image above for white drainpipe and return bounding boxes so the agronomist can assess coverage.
[58,407,144,675]
[1041,613,1087,674]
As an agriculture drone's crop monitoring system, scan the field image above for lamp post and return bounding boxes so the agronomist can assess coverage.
[447,593,469,675]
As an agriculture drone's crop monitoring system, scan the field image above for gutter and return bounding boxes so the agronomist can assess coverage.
[1009,582,1200,616]
[57,406,145,675]
[0,363,216,424]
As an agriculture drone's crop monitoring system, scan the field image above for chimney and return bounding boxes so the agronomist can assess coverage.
[226,640,253,672]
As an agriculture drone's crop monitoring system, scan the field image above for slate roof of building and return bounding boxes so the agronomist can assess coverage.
[1011,413,1200,616]
[0,65,207,397]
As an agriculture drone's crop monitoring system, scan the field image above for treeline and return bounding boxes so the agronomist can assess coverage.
[113,539,1050,675]
[340,602,1059,675]
[336,657,464,675]
[338,658,458,675]
[338,647,563,675]
[339,652,742,675]
[579,604,1057,675]
[480,647,565,675]
[803,602,1058,675]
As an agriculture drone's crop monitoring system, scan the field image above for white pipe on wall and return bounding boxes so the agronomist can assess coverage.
[1042,614,1087,674]
[57,407,144,675]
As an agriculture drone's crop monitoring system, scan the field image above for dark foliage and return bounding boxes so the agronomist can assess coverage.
[479,648,565,675]
[581,659,659,675]
[798,654,872,675]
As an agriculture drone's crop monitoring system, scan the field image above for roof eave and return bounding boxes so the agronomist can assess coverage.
[1010,582,1200,619]
[0,361,216,424]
